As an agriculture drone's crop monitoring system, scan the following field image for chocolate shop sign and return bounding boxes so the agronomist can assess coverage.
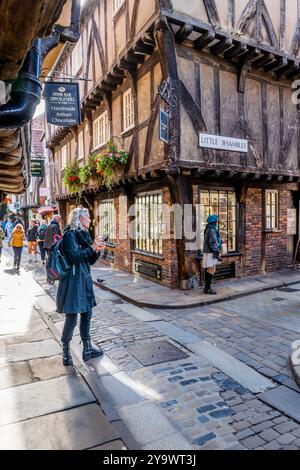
[44,82,81,126]
[199,133,248,153]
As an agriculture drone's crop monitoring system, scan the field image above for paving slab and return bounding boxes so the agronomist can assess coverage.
[0,374,96,426]
[142,433,193,450]
[95,371,146,407]
[0,338,61,363]
[117,304,161,322]
[0,318,46,336]
[151,321,200,344]
[118,401,183,447]
[187,341,275,394]
[0,329,54,346]
[29,355,75,381]
[89,440,126,450]
[0,362,32,390]
[258,386,300,423]
[0,403,117,450]
[33,294,57,313]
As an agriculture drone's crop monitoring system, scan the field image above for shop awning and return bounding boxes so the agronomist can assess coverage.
[38,205,57,214]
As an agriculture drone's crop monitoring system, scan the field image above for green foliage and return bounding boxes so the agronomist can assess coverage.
[94,140,129,190]
[63,160,81,193]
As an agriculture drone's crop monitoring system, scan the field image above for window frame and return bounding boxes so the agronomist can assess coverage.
[199,188,237,254]
[93,111,110,151]
[134,192,163,256]
[265,190,279,231]
[78,130,84,161]
[123,88,134,132]
[73,38,83,75]
[98,199,116,245]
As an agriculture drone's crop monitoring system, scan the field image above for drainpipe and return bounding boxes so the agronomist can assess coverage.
[0,39,42,129]
[0,0,82,130]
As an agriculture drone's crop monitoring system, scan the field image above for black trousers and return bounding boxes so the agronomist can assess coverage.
[204,269,214,290]
[61,312,92,344]
[13,246,23,267]
[38,241,46,261]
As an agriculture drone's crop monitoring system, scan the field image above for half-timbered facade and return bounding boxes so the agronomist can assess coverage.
[46,0,300,289]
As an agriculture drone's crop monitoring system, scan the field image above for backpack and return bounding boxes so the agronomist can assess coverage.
[46,237,71,282]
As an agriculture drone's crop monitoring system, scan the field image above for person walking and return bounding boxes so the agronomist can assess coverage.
[27,219,38,262]
[0,223,5,262]
[5,219,14,239]
[44,215,62,253]
[202,214,222,295]
[37,220,48,265]
[8,223,25,271]
[56,208,106,366]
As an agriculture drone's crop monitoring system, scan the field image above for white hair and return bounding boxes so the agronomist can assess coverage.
[68,207,89,230]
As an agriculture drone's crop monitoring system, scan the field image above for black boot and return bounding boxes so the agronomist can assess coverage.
[82,340,103,361]
[203,271,217,295]
[62,342,73,366]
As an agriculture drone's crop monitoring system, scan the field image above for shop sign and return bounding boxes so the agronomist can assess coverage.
[44,81,81,127]
[199,133,248,153]
[30,159,44,177]
[288,208,297,235]
[159,109,169,144]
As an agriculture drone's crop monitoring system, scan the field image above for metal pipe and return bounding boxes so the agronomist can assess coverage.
[0,39,42,129]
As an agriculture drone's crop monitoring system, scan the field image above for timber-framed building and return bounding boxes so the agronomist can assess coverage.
[46,0,300,289]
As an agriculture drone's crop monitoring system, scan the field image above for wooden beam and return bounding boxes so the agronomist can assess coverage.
[119,58,137,70]
[210,37,233,55]
[175,23,193,43]
[224,43,247,59]
[194,31,215,50]
[286,63,300,79]
[264,57,288,73]
[133,40,154,55]
[252,53,275,68]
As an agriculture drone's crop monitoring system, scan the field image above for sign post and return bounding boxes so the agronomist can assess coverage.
[30,159,44,177]
[44,81,81,127]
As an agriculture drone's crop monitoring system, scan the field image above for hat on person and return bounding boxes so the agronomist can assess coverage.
[207,215,219,224]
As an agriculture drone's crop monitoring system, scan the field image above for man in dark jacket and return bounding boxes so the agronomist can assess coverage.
[44,215,62,252]
[56,208,106,366]
[202,215,222,295]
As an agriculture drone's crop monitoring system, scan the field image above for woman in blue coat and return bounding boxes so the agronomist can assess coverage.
[57,207,106,366]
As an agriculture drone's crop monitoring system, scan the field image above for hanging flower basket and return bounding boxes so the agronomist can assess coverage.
[79,154,102,186]
[94,140,129,190]
[63,160,82,193]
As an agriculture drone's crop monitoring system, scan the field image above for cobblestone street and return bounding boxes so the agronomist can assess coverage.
[5,246,300,451]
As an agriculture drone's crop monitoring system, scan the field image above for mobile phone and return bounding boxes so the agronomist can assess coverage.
[101,234,109,243]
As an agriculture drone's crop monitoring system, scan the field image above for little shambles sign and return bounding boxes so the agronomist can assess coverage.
[44,82,81,126]
[199,133,248,153]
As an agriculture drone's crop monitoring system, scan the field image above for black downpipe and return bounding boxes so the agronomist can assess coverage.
[0,39,42,129]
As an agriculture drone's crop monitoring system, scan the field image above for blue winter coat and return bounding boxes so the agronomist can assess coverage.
[56,228,99,314]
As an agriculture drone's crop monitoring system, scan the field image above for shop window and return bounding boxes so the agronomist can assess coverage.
[199,190,237,253]
[98,200,115,244]
[123,88,134,132]
[93,111,109,150]
[135,193,163,255]
[266,190,279,230]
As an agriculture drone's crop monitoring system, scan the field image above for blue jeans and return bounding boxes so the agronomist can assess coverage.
[61,312,92,344]
[13,246,23,267]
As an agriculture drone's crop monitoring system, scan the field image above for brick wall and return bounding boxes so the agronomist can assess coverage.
[265,190,288,272]
[245,188,263,275]
[94,187,178,287]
